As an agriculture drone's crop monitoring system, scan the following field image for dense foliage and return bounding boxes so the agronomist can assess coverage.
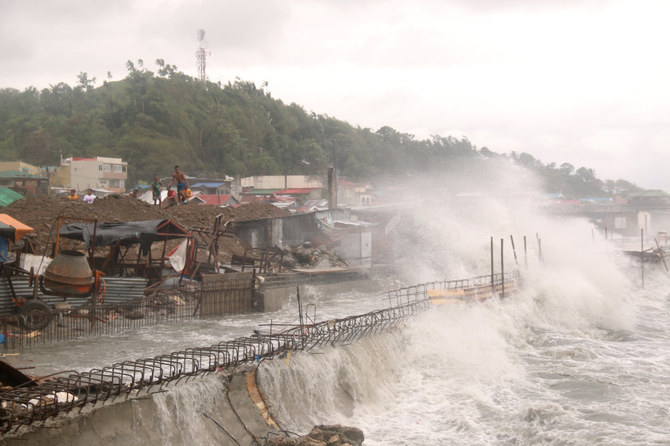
[0,59,640,197]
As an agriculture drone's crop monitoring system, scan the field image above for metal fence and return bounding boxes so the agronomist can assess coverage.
[383,272,518,307]
[199,272,258,316]
[0,295,430,434]
[0,272,258,351]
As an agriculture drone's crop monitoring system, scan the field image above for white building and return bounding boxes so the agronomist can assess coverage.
[240,175,325,190]
[51,156,128,193]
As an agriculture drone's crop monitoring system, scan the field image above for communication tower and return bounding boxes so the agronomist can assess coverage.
[196,29,210,81]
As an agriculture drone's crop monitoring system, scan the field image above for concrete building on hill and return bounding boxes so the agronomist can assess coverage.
[0,161,41,177]
[337,180,373,207]
[240,175,325,190]
[0,170,49,196]
[51,157,128,193]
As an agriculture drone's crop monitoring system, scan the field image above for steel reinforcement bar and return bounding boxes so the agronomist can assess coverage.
[0,296,431,433]
[383,272,516,307]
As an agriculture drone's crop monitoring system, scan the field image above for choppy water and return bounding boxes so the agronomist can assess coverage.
[9,224,670,445]
[257,267,670,445]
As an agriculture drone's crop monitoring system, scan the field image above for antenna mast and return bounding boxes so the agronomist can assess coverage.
[196,29,210,82]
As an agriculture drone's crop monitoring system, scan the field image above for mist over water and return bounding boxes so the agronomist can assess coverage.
[259,262,670,445]
[257,164,670,445]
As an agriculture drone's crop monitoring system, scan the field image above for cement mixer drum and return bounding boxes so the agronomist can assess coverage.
[43,250,95,296]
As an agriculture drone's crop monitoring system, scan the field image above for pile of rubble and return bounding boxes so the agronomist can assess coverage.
[4,195,289,259]
[282,243,349,270]
[4,196,352,273]
[264,425,364,446]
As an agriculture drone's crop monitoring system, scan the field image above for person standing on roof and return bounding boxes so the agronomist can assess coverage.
[67,189,78,200]
[83,189,96,203]
[167,165,189,204]
[152,176,162,205]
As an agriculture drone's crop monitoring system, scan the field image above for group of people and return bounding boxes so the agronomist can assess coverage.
[152,166,190,207]
[65,166,189,207]
[67,188,96,203]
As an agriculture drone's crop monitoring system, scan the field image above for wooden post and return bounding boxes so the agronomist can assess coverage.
[327,166,337,210]
[490,237,495,292]
[510,235,518,266]
[523,235,527,269]
[297,286,305,349]
[500,238,505,298]
[640,228,644,288]
[655,238,669,272]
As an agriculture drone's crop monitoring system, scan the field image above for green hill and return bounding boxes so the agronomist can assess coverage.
[0,59,641,197]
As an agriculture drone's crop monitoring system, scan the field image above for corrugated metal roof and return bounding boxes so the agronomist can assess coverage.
[276,188,321,194]
[0,187,23,207]
[0,170,47,180]
[242,189,280,195]
[0,277,148,316]
[240,195,273,203]
[192,194,238,205]
[628,190,669,198]
[191,182,226,188]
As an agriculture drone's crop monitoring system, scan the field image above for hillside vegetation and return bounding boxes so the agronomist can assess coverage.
[0,59,641,197]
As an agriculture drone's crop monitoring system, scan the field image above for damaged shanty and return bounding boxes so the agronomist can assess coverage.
[230,209,382,312]
[0,214,262,350]
[231,209,374,269]
[0,206,382,351]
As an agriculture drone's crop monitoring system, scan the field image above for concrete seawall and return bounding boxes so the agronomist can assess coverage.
[0,267,408,444]
[0,368,281,446]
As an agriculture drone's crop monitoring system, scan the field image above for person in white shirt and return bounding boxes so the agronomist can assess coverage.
[83,189,96,204]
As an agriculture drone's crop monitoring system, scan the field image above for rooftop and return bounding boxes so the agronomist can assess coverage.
[0,170,47,180]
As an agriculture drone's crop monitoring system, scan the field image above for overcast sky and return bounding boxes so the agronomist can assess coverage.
[1,0,669,191]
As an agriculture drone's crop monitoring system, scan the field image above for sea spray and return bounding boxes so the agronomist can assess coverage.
[151,375,231,446]
[257,332,406,433]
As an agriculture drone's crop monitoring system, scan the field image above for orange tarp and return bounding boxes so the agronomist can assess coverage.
[0,214,33,242]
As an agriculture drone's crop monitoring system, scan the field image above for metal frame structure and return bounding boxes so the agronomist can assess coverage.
[0,292,430,433]
[0,273,519,433]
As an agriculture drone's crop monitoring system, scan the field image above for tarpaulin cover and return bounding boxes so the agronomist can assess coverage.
[0,214,33,242]
[59,219,189,254]
[0,187,24,207]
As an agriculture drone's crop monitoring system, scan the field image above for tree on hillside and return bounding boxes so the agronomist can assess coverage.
[0,61,641,194]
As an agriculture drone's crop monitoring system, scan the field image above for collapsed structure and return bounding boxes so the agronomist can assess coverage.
[0,195,391,350]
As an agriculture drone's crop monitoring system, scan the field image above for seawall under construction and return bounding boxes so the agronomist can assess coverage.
[0,273,512,444]
[0,286,440,444]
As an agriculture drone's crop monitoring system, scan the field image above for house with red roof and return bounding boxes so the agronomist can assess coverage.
[273,188,323,203]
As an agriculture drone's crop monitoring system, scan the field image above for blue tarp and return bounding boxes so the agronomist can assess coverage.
[191,182,225,188]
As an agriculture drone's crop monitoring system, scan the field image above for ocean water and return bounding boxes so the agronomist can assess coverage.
[10,209,670,445]
[254,207,670,445]
[257,270,670,445]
